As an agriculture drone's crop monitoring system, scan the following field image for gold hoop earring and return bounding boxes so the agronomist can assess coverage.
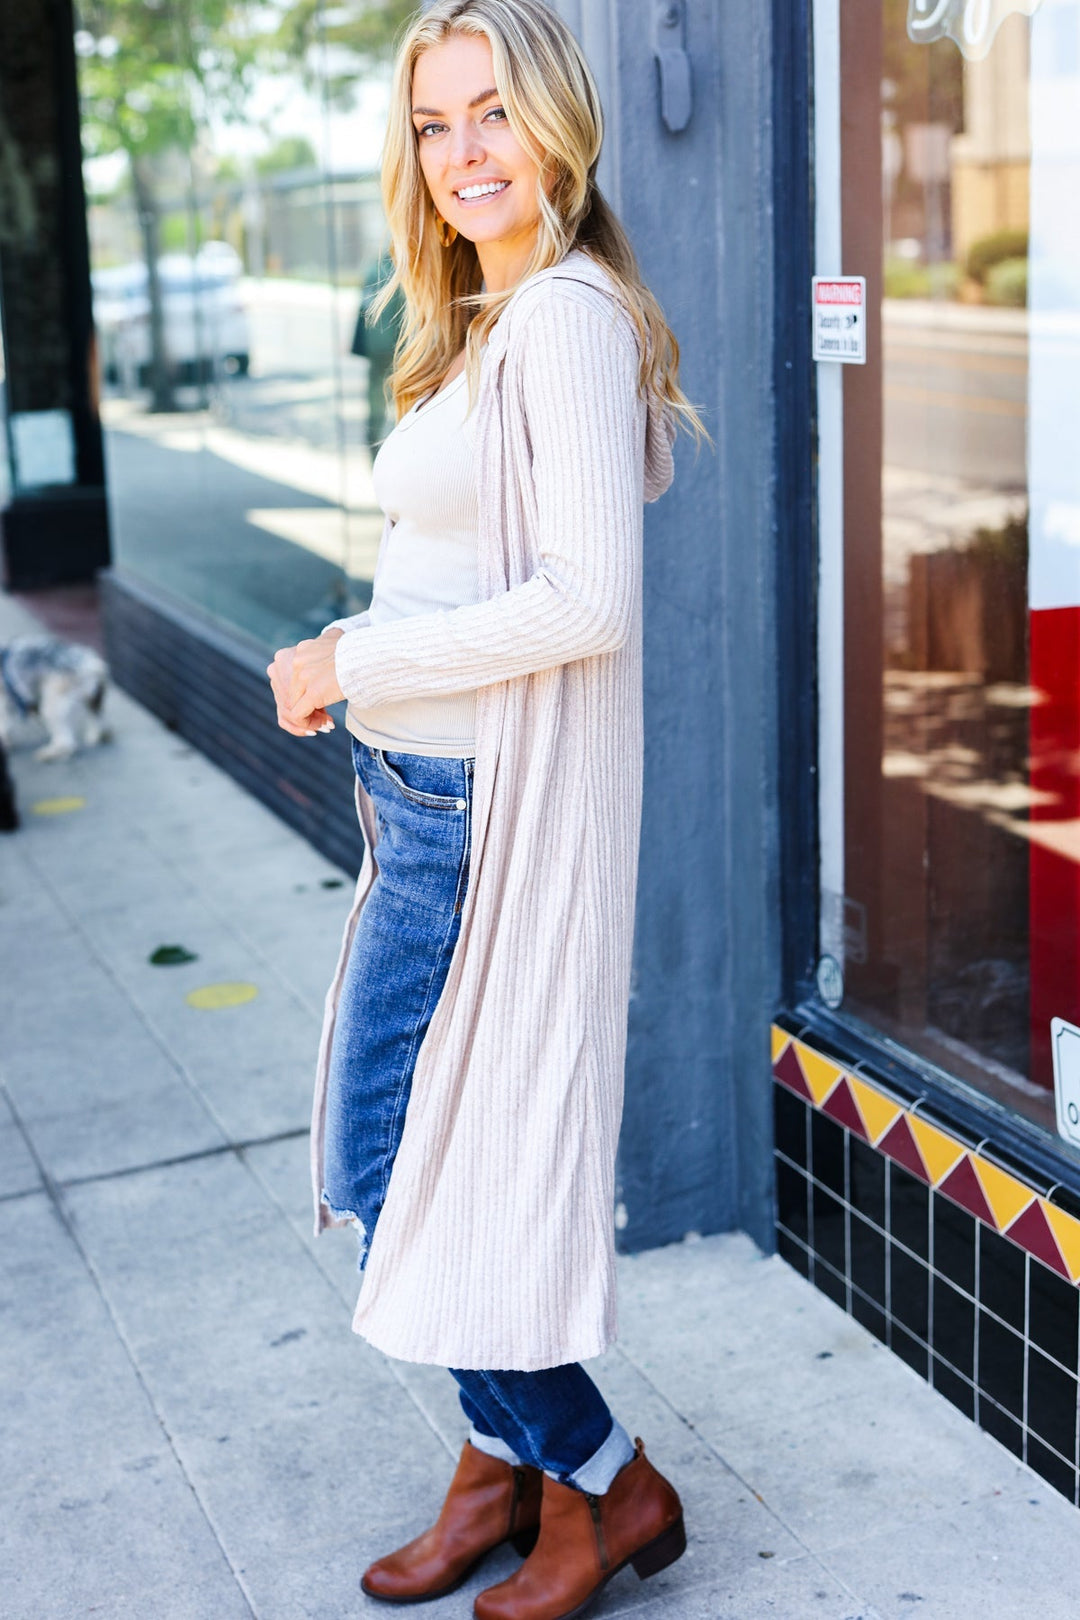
[434,212,458,249]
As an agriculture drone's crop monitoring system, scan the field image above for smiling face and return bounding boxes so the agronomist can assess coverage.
[411,33,544,285]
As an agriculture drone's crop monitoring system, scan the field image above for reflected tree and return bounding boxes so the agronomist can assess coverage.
[77,1,263,408]
[75,0,406,410]
[275,0,415,102]
[883,0,964,131]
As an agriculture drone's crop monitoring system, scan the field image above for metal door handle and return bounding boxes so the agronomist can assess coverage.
[653,2,692,133]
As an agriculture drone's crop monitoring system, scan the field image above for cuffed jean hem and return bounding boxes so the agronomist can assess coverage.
[468,1418,636,1494]
[564,1418,636,1495]
[468,1425,522,1467]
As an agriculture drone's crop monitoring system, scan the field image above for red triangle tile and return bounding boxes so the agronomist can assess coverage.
[938,1154,996,1226]
[878,1113,929,1181]
[1005,1200,1072,1279]
[822,1077,869,1140]
[774,1042,812,1100]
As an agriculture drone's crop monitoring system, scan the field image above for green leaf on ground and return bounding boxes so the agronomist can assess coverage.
[149,944,199,966]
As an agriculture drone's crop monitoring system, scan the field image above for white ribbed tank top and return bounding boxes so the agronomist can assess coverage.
[347,368,479,757]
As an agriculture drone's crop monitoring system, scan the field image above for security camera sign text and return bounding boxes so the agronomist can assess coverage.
[812,277,867,365]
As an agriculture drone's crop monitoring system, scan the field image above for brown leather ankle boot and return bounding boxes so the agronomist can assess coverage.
[361,1441,542,1604]
[472,1438,685,1620]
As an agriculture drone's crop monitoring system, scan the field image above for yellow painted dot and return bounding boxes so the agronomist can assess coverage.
[31,796,86,816]
[185,981,259,1010]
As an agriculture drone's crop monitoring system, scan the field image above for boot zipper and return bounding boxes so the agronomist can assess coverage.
[586,1493,610,1571]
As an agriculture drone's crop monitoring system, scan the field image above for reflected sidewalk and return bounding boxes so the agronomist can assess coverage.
[101,387,380,649]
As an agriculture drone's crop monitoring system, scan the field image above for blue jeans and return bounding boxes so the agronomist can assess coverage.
[323,742,632,1492]
[453,1365,634,1492]
[322,741,473,1246]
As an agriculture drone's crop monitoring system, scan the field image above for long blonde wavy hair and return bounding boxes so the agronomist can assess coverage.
[371,0,704,438]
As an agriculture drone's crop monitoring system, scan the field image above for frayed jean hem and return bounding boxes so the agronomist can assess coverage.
[320,1190,369,1273]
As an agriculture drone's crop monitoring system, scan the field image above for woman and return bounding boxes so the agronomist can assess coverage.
[267,3,702,1615]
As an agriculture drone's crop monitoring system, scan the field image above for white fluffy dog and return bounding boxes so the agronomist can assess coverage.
[0,637,110,762]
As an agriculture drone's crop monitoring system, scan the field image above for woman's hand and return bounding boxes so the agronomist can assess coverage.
[267,629,346,736]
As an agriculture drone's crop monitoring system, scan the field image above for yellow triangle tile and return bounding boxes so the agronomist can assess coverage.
[847,1074,903,1145]
[1042,1202,1080,1284]
[972,1157,1035,1233]
[907,1116,966,1186]
[793,1040,843,1105]
[771,1025,789,1063]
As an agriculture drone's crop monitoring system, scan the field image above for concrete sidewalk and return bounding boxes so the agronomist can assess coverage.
[1,588,1078,1620]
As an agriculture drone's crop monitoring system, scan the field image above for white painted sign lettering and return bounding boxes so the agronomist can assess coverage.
[907,0,1043,63]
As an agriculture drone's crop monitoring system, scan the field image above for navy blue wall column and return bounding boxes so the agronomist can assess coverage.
[568,0,784,1252]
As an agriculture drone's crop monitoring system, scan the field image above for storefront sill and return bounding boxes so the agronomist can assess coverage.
[778,1003,1080,1216]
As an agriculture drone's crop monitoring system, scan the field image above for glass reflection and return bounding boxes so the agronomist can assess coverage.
[75,1,400,650]
[841,1,1080,1134]
[878,13,1031,1085]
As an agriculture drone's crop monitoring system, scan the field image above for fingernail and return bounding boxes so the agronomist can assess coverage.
[304,729,317,737]
[318,721,335,733]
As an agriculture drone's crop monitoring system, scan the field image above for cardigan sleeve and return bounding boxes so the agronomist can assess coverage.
[331,288,643,710]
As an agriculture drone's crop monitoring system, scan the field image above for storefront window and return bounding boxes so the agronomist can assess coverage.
[73,2,395,651]
[819,0,1080,1138]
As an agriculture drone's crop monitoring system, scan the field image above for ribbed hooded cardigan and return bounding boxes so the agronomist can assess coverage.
[310,249,676,1371]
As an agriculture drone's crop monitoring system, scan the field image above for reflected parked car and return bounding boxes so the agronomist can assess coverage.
[93,242,251,389]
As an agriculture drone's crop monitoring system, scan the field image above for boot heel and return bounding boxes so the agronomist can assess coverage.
[510,1524,539,1557]
[630,1515,687,1579]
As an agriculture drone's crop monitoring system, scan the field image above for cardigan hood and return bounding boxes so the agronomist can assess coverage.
[485,249,678,506]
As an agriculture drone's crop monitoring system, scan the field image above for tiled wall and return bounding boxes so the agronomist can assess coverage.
[772,1022,1080,1507]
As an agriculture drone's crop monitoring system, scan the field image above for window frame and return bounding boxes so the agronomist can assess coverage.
[778,0,1080,1202]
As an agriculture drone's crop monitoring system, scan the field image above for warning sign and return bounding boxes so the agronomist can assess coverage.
[812,276,867,365]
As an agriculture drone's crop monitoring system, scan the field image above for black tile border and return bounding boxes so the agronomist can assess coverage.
[773,1081,1080,1509]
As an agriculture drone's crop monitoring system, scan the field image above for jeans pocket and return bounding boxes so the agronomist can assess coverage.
[377,749,470,811]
